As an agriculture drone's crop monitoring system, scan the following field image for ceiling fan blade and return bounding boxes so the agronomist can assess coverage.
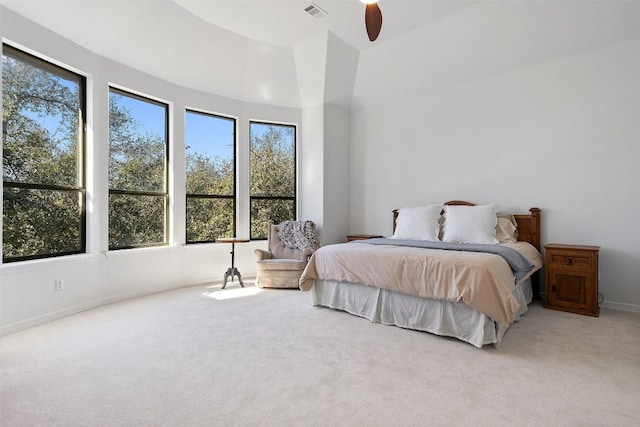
[365,3,383,42]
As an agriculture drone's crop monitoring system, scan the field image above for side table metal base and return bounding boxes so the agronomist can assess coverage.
[216,237,250,290]
[222,267,244,289]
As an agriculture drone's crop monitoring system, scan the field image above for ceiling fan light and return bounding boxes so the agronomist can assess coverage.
[360,0,379,4]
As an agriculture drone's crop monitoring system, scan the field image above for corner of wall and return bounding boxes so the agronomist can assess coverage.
[293,32,329,108]
[324,32,359,108]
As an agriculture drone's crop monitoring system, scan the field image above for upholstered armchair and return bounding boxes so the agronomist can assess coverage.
[254,223,317,289]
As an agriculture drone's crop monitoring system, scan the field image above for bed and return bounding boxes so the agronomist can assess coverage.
[299,201,543,348]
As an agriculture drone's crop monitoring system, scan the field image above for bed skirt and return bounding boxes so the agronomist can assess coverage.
[310,279,532,348]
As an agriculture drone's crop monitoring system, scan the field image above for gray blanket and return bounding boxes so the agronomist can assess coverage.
[361,238,535,283]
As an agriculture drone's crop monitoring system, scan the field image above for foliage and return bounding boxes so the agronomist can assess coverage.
[250,125,295,196]
[107,93,167,248]
[186,152,233,195]
[2,51,83,260]
[183,110,234,241]
[185,197,233,243]
[108,192,165,248]
[249,124,296,239]
[108,94,165,192]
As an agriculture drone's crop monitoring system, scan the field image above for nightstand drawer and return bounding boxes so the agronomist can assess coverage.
[548,253,592,270]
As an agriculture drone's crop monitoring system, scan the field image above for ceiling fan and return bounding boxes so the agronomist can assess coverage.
[361,0,383,42]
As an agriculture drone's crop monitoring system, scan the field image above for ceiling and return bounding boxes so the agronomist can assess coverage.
[0,0,481,105]
[1,0,479,52]
[173,0,479,50]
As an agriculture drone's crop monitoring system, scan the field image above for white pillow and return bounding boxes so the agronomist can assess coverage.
[392,205,442,241]
[442,204,499,244]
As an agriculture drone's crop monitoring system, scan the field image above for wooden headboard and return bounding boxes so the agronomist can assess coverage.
[392,200,541,251]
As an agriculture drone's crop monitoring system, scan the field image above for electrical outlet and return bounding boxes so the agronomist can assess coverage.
[54,280,64,291]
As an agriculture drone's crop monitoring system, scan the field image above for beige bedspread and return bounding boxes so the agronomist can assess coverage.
[299,241,542,325]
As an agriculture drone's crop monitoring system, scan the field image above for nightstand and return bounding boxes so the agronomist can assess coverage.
[347,234,383,242]
[544,244,600,317]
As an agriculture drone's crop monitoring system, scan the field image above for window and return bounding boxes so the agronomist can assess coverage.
[249,121,296,240]
[108,88,168,249]
[185,110,236,243]
[2,45,86,262]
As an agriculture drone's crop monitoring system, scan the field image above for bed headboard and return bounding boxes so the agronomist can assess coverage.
[392,201,541,251]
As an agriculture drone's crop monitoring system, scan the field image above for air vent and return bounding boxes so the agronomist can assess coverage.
[304,3,327,19]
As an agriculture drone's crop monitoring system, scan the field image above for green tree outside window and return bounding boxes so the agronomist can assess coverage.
[185,110,236,243]
[108,89,168,249]
[2,45,86,262]
[249,122,296,240]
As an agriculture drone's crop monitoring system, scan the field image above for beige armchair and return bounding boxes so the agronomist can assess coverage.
[254,224,314,288]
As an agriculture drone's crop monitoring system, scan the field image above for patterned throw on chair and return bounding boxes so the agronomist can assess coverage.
[278,220,320,254]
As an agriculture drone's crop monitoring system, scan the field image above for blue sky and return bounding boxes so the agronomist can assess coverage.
[185,110,234,160]
[112,93,235,161]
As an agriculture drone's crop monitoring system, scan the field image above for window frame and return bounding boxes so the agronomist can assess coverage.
[184,109,237,244]
[2,44,87,263]
[249,120,297,241]
[107,87,169,250]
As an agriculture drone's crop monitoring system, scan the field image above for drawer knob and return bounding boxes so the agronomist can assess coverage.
[564,257,573,266]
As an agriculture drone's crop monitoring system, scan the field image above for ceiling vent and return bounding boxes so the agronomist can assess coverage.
[304,3,327,19]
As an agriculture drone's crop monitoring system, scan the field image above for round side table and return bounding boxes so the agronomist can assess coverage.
[215,238,250,289]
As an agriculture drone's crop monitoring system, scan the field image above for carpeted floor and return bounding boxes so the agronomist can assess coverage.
[1,282,639,426]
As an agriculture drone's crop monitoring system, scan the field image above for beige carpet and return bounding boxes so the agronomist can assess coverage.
[1,282,639,426]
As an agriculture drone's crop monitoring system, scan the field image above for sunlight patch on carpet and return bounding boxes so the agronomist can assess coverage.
[203,286,263,300]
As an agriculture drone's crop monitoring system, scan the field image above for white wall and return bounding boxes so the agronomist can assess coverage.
[350,34,640,310]
[295,32,357,245]
[299,104,325,240]
[0,8,304,333]
[322,103,350,244]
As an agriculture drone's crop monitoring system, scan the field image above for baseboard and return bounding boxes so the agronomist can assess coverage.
[0,280,221,336]
[0,300,103,336]
[98,280,216,306]
[600,300,640,313]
